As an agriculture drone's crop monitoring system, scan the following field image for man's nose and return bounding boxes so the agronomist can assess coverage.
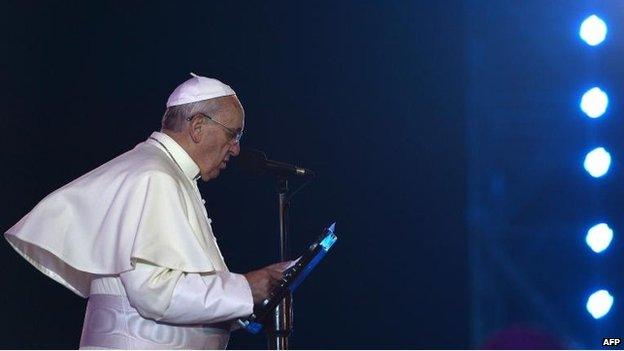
[231,142,241,156]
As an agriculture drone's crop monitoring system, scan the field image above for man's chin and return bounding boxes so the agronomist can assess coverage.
[200,170,221,182]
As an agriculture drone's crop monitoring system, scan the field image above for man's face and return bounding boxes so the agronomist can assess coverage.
[195,96,245,181]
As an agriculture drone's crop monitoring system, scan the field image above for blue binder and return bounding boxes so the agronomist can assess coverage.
[237,222,338,333]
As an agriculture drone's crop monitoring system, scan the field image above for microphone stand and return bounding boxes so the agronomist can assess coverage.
[267,175,293,350]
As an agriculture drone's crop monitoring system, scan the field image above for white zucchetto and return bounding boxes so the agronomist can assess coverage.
[166,73,236,107]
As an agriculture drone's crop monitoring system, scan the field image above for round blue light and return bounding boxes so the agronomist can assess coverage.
[586,289,614,319]
[580,87,609,118]
[580,15,607,46]
[583,147,611,178]
[586,223,613,253]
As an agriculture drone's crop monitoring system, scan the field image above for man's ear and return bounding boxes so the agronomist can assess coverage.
[188,115,205,143]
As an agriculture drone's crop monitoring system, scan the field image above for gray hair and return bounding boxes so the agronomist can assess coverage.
[161,99,223,132]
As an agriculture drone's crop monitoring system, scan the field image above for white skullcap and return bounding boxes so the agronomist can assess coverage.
[166,73,236,107]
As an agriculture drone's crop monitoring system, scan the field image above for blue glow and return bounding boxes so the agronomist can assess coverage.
[320,222,338,251]
[580,15,607,46]
[583,147,611,178]
[241,320,263,334]
[586,223,613,253]
[320,233,338,251]
[586,290,614,319]
[580,87,609,118]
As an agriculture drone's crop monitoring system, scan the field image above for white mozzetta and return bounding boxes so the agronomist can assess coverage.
[5,132,232,297]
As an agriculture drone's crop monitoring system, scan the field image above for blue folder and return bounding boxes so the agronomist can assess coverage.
[237,222,338,333]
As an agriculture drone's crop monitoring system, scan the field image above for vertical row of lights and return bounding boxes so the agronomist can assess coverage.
[579,14,614,320]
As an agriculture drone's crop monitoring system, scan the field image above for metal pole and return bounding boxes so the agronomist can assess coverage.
[267,177,293,350]
[278,182,290,261]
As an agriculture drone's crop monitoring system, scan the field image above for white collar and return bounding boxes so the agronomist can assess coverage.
[147,131,201,181]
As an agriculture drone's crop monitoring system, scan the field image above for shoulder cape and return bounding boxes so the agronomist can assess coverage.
[5,141,227,297]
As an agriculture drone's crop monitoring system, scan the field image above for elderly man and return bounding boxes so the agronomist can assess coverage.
[5,74,286,349]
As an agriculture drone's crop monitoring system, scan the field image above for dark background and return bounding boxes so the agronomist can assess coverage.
[10,0,623,349]
[0,1,467,349]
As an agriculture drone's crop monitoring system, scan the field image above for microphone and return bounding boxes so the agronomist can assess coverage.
[236,148,316,177]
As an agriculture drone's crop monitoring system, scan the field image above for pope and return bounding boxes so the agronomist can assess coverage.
[4,73,290,349]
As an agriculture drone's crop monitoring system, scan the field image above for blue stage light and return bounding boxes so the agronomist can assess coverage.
[580,87,609,118]
[586,290,614,319]
[583,147,611,178]
[580,15,607,46]
[586,223,613,253]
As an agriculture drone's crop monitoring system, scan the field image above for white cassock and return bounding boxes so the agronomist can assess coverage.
[4,131,254,349]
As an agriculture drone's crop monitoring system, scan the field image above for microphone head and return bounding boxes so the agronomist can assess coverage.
[235,148,268,176]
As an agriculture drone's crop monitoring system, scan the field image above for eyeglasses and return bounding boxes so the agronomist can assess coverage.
[187,113,243,143]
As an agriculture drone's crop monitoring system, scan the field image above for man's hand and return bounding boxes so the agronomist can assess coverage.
[243,261,292,304]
